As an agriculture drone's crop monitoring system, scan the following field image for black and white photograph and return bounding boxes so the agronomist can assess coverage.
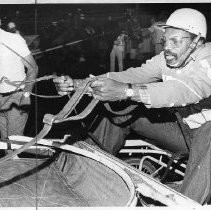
[0,0,210,209]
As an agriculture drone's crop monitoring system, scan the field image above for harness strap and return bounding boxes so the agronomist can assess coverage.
[104,103,138,116]
[55,98,99,123]
[54,77,98,121]
[0,77,98,163]
[0,75,61,98]
[0,75,57,88]
[0,122,52,164]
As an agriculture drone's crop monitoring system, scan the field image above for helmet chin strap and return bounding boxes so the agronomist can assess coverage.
[168,33,201,69]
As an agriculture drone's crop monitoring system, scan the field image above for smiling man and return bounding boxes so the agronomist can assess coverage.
[54,8,211,204]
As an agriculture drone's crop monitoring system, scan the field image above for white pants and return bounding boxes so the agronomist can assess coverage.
[110,45,124,72]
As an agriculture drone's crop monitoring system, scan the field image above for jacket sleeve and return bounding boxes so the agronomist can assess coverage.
[107,54,163,83]
[147,56,211,108]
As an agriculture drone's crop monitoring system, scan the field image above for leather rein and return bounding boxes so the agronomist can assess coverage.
[0,40,138,163]
[0,77,99,164]
[0,76,138,164]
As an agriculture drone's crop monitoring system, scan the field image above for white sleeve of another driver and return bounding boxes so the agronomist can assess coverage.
[13,34,31,57]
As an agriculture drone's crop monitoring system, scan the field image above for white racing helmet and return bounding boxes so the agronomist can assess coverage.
[161,8,207,38]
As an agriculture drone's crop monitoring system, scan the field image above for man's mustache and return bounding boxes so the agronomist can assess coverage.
[164,50,177,58]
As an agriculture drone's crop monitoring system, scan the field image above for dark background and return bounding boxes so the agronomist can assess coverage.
[1,3,211,140]
[1,3,211,38]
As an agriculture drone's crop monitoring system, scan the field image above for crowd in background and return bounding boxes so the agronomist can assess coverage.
[0,6,169,138]
[0,7,170,138]
[0,7,167,75]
